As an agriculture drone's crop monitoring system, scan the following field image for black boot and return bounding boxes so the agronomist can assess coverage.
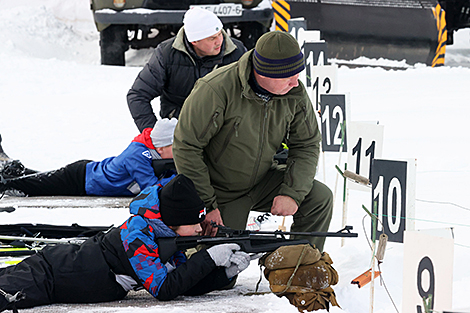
[0,135,37,179]
[0,134,10,165]
[0,134,12,174]
[1,161,26,180]
[0,134,6,155]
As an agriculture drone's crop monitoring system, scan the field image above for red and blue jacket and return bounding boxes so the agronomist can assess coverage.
[84,128,160,196]
[119,177,185,297]
[118,179,232,300]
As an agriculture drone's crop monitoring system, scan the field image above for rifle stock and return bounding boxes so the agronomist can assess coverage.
[157,226,358,263]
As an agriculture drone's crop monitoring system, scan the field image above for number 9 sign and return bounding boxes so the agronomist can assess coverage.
[402,231,454,313]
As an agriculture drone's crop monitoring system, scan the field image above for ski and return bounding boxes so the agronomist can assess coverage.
[0,223,113,239]
[0,247,39,257]
[0,223,114,257]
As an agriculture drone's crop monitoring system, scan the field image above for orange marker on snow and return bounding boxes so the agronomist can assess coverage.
[351,269,381,288]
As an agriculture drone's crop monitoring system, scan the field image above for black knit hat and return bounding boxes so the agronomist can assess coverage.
[253,31,305,79]
[159,174,206,226]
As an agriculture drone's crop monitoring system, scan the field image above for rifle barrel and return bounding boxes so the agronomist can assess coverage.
[218,226,358,238]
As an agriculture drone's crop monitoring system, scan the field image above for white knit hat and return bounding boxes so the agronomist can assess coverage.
[150,118,178,148]
[183,7,223,42]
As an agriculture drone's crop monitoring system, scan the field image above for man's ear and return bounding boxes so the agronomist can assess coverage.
[156,147,164,155]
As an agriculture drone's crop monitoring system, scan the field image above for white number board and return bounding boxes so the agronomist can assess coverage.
[347,122,384,191]
[371,158,416,243]
[300,65,337,112]
[288,19,336,112]
[288,18,321,49]
[402,230,454,313]
[320,94,349,152]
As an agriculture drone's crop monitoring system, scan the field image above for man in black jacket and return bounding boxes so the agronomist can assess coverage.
[127,7,246,132]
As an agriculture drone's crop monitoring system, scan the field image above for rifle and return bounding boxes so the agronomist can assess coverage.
[157,224,358,263]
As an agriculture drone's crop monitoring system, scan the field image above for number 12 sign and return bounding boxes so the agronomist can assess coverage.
[320,94,348,152]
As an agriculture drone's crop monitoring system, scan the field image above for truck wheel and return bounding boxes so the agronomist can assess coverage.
[239,22,268,50]
[100,25,128,66]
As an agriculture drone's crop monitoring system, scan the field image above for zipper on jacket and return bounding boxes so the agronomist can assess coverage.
[285,122,291,141]
[302,106,314,136]
[198,111,220,141]
[214,117,241,163]
[286,159,296,187]
[250,104,269,188]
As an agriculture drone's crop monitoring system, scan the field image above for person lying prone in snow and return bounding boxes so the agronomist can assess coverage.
[0,118,177,197]
[0,174,250,312]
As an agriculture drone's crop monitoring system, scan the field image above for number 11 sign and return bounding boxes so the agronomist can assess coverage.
[347,122,384,191]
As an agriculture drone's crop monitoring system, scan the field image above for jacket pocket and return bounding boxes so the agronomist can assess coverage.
[198,110,221,141]
[214,116,241,163]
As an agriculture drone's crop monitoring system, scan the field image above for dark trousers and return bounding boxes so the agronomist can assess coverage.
[216,167,333,251]
[5,160,90,196]
[0,238,127,310]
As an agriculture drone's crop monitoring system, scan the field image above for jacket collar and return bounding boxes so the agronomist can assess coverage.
[132,127,157,150]
[172,27,237,59]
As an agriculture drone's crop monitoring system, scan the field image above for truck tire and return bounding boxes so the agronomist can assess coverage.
[100,25,128,66]
[238,22,268,50]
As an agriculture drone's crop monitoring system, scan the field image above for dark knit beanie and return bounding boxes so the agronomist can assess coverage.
[253,31,305,79]
[159,174,206,226]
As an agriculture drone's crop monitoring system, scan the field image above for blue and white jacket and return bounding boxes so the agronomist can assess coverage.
[84,128,161,196]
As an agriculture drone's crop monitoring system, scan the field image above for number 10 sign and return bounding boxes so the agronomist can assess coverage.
[371,158,416,243]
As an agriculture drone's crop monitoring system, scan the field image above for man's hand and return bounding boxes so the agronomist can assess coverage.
[201,208,224,236]
[271,195,298,216]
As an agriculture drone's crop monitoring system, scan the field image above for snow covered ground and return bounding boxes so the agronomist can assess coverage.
[1,1,469,312]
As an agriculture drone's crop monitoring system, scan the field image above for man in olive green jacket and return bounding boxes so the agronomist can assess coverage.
[173,31,333,251]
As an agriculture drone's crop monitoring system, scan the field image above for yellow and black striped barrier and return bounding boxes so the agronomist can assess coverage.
[432,3,447,67]
[272,0,290,32]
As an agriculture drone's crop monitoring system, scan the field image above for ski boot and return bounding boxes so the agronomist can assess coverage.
[0,287,26,313]
[0,160,27,179]
[0,134,10,169]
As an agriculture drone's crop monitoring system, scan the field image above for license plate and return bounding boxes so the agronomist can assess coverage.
[190,4,243,17]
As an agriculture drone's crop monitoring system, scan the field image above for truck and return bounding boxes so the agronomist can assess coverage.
[90,0,274,66]
[273,0,470,67]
